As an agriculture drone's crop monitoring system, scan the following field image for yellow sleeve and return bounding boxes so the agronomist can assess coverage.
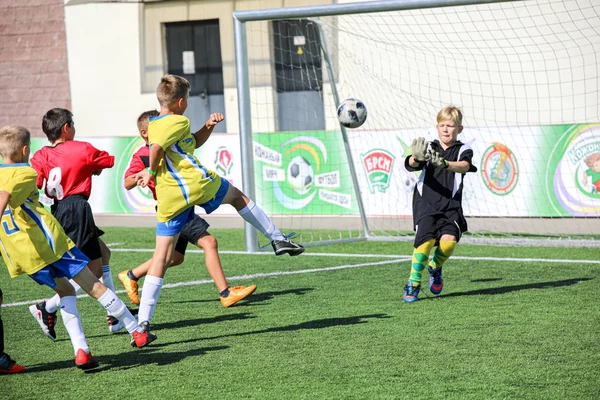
[149,115,191,150]
[0,168,37,208]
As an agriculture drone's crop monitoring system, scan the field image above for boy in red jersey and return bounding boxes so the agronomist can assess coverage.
[29,108,126,336]
[0,125,155,370]
[118,110,256,308]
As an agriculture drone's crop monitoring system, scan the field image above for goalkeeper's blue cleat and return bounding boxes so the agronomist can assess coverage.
[402,283,420,303]
[428,266,444,295]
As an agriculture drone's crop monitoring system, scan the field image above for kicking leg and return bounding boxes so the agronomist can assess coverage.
[222,185,304,256]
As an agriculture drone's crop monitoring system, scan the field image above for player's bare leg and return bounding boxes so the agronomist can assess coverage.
[194,233,256,307]
[52,277,98,369]
[136,234,177,327]
[72,267,155,348]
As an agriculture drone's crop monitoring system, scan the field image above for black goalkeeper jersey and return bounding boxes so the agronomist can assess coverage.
[404,139,477,231]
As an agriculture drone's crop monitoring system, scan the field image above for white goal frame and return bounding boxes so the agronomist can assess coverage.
[233,0,599,252]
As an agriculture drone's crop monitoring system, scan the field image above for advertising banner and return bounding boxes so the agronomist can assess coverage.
[27,123,600,218]
[30,134,242,215]
[252,132,358,215]
[347,123,600,217]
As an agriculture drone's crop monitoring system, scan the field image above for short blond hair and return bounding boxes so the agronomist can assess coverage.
[0,125,30,160]
[437,106,463,126]
[156,75,191,107]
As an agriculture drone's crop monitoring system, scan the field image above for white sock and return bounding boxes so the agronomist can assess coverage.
[100,265,115,293]
[59,296,89,356]
[45,294,61,313]
[46,279,84,313]
[137,275,163,324]
[98,289,141,334]
[238,200,284,241]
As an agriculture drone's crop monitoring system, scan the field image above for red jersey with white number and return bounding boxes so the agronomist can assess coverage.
[124,145,157,200]
[30,141,115,200]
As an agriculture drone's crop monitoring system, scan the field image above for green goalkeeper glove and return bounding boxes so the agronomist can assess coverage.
[429,150,449,169]
[411,137,429,162]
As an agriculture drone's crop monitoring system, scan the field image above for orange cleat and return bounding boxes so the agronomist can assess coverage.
[75,349,99,370]
[220,285,257,308]
[118,270,140,305]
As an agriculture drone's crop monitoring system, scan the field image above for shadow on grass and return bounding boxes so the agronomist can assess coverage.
[52,313,256,343]
[24,345,229,373]
[159,313,391,345]
[437,277,593,298]
[152,312,256,331]
[168,287,314,306]
[470,278,502,283]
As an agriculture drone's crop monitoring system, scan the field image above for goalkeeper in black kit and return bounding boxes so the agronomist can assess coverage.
[402,106,477,302]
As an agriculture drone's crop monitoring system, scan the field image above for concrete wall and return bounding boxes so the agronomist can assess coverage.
[63,0,331,137]
[0,0,71,137]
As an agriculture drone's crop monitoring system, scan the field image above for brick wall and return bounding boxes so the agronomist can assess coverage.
[0,0,71,138]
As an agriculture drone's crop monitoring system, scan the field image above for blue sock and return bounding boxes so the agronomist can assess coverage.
[220,287,231,298]
[127,270,139,281]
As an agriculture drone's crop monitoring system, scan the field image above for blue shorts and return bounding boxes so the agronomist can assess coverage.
[156,207,195,236]
[156,179,230,237]
[29,247,90,289]
[199,178,229,214]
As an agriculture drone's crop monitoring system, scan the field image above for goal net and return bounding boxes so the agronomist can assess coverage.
[234,0,600,250]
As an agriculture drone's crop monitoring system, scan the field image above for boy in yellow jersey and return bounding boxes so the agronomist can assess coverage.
[135,75,303,327]
[402,106,477,302]
[118,110,256,308]
[0,125,156,370]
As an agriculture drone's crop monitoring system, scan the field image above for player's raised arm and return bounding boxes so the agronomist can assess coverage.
[193,113,224,148]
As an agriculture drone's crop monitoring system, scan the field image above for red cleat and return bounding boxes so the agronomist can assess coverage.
[75,349,99,370]
[131,322,157,348]
[0,353,26,374]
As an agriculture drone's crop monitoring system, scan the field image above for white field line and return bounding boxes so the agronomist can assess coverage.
[111,248,600,264]
[2,251,598,308]
[2,258,407,308]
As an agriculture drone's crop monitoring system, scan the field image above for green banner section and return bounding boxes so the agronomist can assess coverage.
[252,132,358,215]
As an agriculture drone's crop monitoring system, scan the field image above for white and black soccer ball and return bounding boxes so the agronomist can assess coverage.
[287,156,314,195]
[337,98,367,129]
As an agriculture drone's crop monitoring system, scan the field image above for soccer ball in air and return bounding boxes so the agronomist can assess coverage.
[337,98,367,128]
[287,156,314,195]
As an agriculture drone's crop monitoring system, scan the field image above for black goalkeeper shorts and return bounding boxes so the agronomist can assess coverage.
[51,195,102,260]
[174,213,210,255]
[414,211,466,248]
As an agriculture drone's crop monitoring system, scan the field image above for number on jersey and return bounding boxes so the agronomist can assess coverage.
[47,167,65,200]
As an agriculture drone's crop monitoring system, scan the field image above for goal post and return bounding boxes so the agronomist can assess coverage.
[233,0,600,252]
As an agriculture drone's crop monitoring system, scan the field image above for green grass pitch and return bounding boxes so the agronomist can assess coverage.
[1,228,599,399]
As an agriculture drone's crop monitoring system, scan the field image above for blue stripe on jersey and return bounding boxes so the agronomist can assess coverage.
[171,142,213,182]
[0,163,29,168]
[164,154,190,204]
[22,203,55,252]
[0,237,12,268]
[149,115,170,122]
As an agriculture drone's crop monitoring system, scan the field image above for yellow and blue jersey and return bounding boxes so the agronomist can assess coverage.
[148,114,221,222]
[0,164,75,277]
